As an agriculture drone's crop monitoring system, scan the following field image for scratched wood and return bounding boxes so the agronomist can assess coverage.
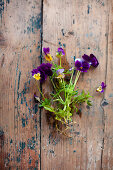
[0,0,42,169]
[42,0,112,169]
[102,1,113,169]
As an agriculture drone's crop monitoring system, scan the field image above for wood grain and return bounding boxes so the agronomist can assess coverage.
[42,0,111,169]
[0,0,113,169]
[0,0,42,169]
[102,1,113,169]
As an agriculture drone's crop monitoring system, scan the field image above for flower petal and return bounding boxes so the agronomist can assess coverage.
[32,63,53,83]
[57,48,65,56]
[90,54,99,67]
[82,61,90,70]
[43,47,50,55]
[33,73,41,80]
[45,54,53,61]
[75,59,82,68]
[101,82,106,89]
[56,69,64,75]
[82,54,90,62]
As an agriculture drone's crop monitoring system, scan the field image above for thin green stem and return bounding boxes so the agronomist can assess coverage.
[73,71,81,87]
[49,77,64,103]
[60,56,61,67]
[69,69,74,87]
[37,82,45,100]
[52,60,55,66]
[50,77,56,90]
[63,79,66,100]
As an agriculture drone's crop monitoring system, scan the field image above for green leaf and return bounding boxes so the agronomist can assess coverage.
[87,100,92,106]
[44,106,55,112]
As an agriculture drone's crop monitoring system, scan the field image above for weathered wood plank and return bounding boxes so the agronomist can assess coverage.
[102,1,113,169]
[42,0,109,169]
[0,0,42,169]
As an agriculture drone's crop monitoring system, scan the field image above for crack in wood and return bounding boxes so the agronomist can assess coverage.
[40,0,44,169]
[100,10,109,169]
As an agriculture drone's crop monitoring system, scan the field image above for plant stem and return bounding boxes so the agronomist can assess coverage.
[69,69,74,87]
[52,60,55,66]
[37,82,45,100]
[63,79,66,100]
[50,77,56,90]
[60,56,61,67]
[49,77,64,103]
[73,71,81,87]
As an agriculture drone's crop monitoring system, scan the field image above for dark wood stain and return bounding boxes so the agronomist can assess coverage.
[0,32,6,46]
[1,54,5,67]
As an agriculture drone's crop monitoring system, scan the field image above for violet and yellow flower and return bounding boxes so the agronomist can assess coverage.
[56,69,65,79]
[43,47,52,61]
[82,54,99,68]
[57,74,65,79]
[56,48,65,58]
[32,63,53,83]
[75,58,90,72]
[33,72,41,80]
[43,47,50,55]
[56,69,64,75]
[45,54,52,62]
[96,82,106,93]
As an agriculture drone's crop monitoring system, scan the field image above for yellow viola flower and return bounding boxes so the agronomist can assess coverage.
[56,52,61,58]
[96,86,102,92]
[57,74,65,79]
[45,54,53,61]
[33,73,41,80]
[96,82,106,93]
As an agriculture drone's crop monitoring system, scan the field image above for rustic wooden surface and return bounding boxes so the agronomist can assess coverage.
[0,0,113,169]
[0,0,42,169]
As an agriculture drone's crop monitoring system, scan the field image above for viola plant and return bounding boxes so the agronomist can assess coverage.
[31,47,100,133]
[96,82,106,93]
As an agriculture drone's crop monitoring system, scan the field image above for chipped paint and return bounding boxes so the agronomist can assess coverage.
[61,29,65,36]
[63,43,66,48]
[6,0,10,4]
[109,93,113,97]
[73,150,76,153]
[48,133,60,145]
[75,132,80,135]
[33,104,38,114]
[58,41,62,46]
[101,99,109,106]
[69,138,73,145]
[27,13,41,34]
[0,0,4,18]
[10,139,13,144]
[87,5,90,14]
[17,71,21,115]
[18,142,26,153]
[27,137,36,150]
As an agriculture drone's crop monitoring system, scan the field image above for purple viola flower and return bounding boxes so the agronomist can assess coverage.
[96,82,106,93]
[31,68,39,76]
[56,69,64,75]
[31,63,53,83]
[56,48,65,57]
[82,54,99,67]
[58,48,65,55]
[75,59,90,72]
[43,47,50,55]
[101,82,106,89]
